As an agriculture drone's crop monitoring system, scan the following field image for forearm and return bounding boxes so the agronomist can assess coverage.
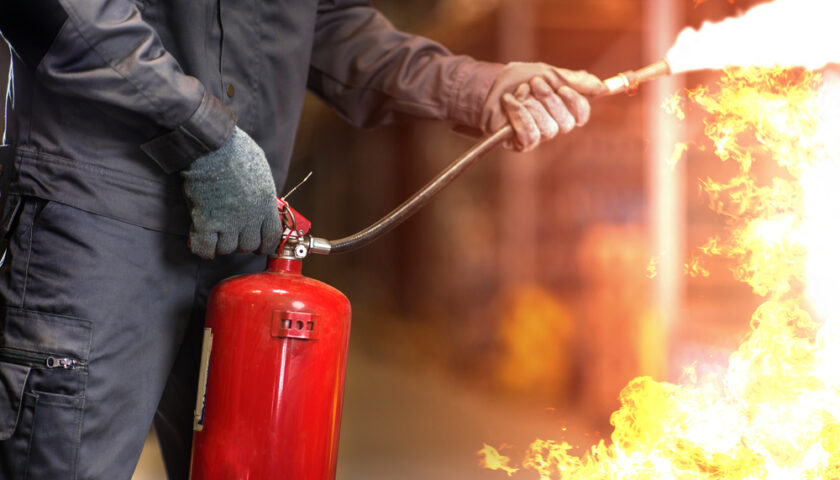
[308,0,503,129]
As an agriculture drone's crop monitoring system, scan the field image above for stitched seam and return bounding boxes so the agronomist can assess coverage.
[248,0,264,133]
[71,396,83,479]
[444,60,467,119]
[19,202,33,309]
[16,148,167,187]
[4,305,94,325]
[23,393,37,480]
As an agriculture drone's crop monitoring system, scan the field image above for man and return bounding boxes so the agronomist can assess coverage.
[0,1,605,478]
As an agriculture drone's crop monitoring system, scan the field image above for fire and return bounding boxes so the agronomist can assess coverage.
[480,67,840,479]
[647,257,658,279]
[669,142,690,170]
[684,255,710,278]
[667,0,840,75]
[478,444,519,477]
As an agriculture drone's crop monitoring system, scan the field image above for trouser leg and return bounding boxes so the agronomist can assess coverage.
[0,197,195,479]
[154,253,265,480]
[0,195,268,479]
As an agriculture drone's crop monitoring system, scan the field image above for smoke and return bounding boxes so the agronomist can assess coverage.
[667,0,840,74]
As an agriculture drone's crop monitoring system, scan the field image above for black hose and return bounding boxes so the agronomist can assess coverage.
[327,126,512,254]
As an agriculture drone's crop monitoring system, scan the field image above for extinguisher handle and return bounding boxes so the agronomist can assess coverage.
[323,126,511,255]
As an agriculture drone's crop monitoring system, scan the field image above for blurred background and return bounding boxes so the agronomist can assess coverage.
[0,0,769,478]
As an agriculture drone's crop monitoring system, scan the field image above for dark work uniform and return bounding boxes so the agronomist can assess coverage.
[0,1,502,478]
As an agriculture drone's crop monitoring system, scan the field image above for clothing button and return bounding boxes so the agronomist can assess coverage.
[226,84,235,98]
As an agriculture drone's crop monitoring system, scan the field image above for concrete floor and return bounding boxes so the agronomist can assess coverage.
[132,347,594,480]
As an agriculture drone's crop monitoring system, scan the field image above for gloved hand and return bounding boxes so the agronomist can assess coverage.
[481,62,607,151]
[181,126,282,258]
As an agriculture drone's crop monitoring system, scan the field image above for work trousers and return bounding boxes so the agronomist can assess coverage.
[0,195,264,479]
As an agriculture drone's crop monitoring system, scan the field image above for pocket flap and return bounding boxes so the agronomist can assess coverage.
[3,308,92,361]
[0,360,30,441]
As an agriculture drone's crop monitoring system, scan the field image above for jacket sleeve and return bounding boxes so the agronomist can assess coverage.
[308,0,503,130]
[0,0,235,174]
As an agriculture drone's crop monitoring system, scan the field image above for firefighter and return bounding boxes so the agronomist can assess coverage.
[0,1,605,478]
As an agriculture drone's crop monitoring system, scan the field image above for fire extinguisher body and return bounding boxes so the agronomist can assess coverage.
[189,257,351,480]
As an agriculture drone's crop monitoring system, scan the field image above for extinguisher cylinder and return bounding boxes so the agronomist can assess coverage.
[190,257,351,479]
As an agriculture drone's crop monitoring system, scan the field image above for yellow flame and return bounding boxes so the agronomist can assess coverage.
[663,92,686,120]
[478,444,519,477]
[670,142,690,170]
[646,257,658,279]
[480,67,840,479]
[684,255,710,278]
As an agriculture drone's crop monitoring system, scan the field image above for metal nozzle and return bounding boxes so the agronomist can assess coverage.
[602,60,671,96]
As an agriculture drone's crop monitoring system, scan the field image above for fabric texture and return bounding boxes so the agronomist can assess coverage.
[181,126,282,258]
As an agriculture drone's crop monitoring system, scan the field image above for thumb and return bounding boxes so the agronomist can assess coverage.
[554,68,608,97]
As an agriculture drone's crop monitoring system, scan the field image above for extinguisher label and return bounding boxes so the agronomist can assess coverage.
[193,327,214,432]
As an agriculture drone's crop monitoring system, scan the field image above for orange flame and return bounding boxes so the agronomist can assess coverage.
[480,66,840,479]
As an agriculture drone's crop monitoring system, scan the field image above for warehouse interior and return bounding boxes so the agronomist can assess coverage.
[0,0,773,478]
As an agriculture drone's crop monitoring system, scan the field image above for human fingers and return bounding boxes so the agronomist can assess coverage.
[530,76,576,134]
[502,89,542,152]
[554,68,609,97]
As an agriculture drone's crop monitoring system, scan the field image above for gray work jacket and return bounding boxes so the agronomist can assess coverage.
[0,0,501,233]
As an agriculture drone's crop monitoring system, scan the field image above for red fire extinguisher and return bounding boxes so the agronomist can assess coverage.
[187,61,661,480]
[189,198,351,479]
[188,126,511,480]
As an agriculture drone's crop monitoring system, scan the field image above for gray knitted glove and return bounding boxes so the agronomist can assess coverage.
[181,126,282,258]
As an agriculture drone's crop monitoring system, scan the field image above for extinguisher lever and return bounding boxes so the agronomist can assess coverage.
[276,197,312,237]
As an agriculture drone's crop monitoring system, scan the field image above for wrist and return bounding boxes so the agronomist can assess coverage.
[447,58,504,130]
[141,90,237,174]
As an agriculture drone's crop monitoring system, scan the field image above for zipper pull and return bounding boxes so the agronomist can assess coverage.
[46,356,78,369]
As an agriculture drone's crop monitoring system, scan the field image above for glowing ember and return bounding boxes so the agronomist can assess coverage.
[667,0,840,74]
[481,66,840,479]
